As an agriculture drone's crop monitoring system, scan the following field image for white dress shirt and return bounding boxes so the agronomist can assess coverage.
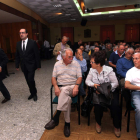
[22,38,28,50]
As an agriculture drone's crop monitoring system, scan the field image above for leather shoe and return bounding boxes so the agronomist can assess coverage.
[64,125,70,137]
[33,95,37,101]
[1,98,10,104]
[28,95,33,100]
[44,119,59,130]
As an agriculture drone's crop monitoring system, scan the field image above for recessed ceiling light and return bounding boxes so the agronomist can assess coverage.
[65,14,71,16]
[71,19,76,20]
[53,4,62,7]
[56,13,62,15]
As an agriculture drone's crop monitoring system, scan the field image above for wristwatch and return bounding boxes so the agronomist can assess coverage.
[76,84,80,86]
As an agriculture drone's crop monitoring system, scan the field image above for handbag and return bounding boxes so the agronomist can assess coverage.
[96,82,112,107]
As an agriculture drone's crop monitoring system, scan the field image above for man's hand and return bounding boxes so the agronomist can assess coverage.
[78,54,83,61]
[57,51,60,55]
[72,85,79,97]
[54,86,61,96]
[0,67,2,72]
[96,90,100,94]
[16,68,19,71]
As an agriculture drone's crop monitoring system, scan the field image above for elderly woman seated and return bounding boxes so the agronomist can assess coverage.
[85,50,121,138]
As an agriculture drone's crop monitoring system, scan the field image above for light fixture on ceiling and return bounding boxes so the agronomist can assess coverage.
[65,14,71,16]
[53,4,62,7]
[56,13,62,15]
[71,19,76,20]
[87,8,94,13]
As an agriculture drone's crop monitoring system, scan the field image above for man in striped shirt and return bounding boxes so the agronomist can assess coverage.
[45,48,82,137]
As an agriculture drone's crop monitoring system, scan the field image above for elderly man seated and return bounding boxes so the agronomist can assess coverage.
[44,48,82,137]
[116,48,134,85]
[125,53,140,140]
[73,49,87,98]
[116,48,134,109]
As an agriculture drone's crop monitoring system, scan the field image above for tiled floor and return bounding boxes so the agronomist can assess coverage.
[0,58,56,140]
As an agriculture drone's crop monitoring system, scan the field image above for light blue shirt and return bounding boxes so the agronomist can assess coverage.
[73,56,87,73]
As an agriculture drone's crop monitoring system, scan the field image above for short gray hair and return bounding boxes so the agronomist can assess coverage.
[126,47,134,53]
[61,48,73,58]
[107,43,112,47]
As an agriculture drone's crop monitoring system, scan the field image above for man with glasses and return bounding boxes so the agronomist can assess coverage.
[53,36,70,60]
[125,53,140,140]
[15,28,41,101]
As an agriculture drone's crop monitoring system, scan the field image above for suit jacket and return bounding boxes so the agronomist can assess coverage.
[53,42,70,56]
[15,39,41,72]
[0,49,8,80]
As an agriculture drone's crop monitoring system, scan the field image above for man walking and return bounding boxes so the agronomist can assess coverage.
[15,28,41,101]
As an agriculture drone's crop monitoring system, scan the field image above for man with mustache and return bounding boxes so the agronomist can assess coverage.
[44,48,82,137]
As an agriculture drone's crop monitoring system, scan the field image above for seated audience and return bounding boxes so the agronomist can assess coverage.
[109,45,125,72]
[53,36,70,60]
[73,49,87,97]
[85,42,90,52]
[125,53,140,140]
[79,45,89,61]
[85,51,121,137]
[45,48,82,137]
[135,45,140,53]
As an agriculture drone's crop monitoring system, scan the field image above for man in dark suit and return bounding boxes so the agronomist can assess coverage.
[15,28,41,101]
[0,48,11,103]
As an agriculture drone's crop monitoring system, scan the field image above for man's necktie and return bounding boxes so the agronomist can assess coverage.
[23,41,25,52]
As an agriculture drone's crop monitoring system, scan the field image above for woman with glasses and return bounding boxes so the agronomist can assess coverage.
[85,50,121,138]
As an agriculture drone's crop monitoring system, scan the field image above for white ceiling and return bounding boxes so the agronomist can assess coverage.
[0,10,28,24]
[84,0,140,9]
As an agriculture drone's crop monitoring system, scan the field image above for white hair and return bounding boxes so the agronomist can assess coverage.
[126,47,134,53]
[61,48,73,58]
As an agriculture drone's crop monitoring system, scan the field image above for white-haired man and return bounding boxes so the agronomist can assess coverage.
[125,53,140,140]
[44,48,82,137]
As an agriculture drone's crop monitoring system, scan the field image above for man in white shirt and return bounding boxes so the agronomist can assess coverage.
[44,40,50,48]
[125,53,140,140]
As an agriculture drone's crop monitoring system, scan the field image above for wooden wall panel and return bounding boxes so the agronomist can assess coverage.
[0,21,32,58]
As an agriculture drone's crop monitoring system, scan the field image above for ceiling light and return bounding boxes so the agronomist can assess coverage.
[56,13,62,15]
[65,14,71,16]
[71,19,76,20]
[53,4,62,7]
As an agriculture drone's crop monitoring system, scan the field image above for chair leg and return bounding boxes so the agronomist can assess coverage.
[120,92,123,131]
[51,85,53,119]
[127,110,130,132]
[78,92,80,125]
[88,106,90,126]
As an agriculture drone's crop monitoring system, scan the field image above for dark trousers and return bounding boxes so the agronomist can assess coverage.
[0,80,10,99]
[23,66,37,96]
[94,90,121,128]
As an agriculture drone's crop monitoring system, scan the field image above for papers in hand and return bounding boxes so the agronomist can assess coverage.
[57,51,62,61]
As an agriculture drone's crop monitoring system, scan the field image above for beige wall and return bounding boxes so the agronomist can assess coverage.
[0,0,49,26]
[115,25,125,40]
[50,27,61,45]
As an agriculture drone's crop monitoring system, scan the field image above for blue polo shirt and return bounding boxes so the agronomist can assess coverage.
[116,57,134,78]
[109,50,125,65]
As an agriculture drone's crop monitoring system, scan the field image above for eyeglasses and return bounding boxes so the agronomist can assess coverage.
[19,32,26,34]
[90,61,95,64]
